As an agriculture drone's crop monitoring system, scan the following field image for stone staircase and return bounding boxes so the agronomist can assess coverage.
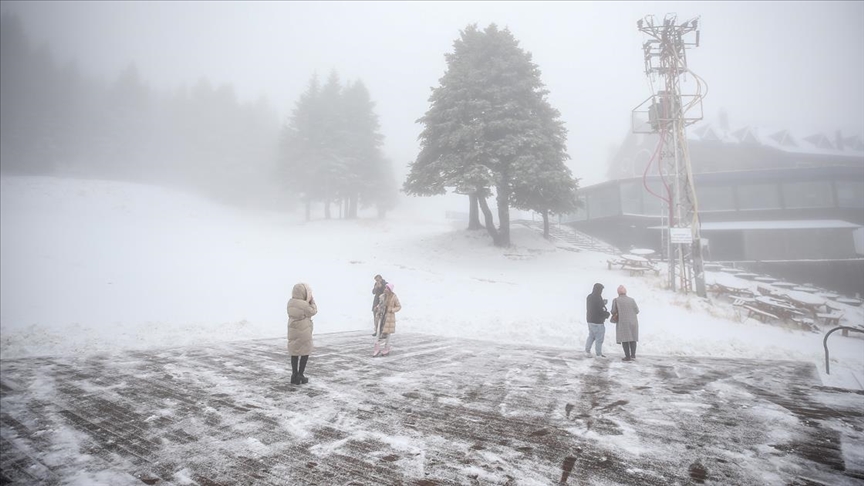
[514,219,621,255]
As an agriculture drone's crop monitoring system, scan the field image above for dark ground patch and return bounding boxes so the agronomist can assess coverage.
[1,332,862,485]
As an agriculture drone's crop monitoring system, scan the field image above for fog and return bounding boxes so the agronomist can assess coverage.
[3,1,864,184]
[2,1,862,192]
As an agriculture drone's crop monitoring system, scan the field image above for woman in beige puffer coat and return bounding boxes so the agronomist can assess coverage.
[373,283,401,357]
[287,282,317,384]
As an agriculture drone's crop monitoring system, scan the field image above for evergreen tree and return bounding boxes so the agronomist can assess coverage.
[405,24,574,246]
[341,79,385,218]
[281,71,397,220]
[510,102,581,238]
[281,74,323,220]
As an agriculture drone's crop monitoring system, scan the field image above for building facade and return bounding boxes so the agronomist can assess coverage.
[564,123,864,295]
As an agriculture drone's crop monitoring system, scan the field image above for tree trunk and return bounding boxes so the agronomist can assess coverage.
[542,210,550,238]
[477,195,502,246]
[349,194,358,219]
[495,184,510,247]
[324,199,331,219]
[468,193,483,230]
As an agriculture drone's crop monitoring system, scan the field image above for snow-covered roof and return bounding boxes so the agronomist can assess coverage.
[688,123,864,158]
[649,220,862,231]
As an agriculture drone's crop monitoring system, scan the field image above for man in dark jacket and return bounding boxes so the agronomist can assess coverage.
[372,275,387,335]
[585,283,610,357]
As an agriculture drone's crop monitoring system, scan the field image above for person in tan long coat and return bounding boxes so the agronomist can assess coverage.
[610,285,639,362]
[373,283,401,357]
[287,282,317,384]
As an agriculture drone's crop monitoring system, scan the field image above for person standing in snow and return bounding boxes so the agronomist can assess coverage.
[371,274,387,336]
[585,283,611,357]
[287,282,317,384]
[373,283,401,357]
[610,285,639,361]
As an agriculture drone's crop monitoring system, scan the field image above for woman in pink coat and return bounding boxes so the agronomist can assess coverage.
[373,283,401,357]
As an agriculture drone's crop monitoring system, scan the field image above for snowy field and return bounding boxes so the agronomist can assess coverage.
[1,175,863,389]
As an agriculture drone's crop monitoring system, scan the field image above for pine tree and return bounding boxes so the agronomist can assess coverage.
[281,71,397,220]
[281,74,323,220]
[405,24,574,246]
[341,79,389,219]
[510,102,581,238]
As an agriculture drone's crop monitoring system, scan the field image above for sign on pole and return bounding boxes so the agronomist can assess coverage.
[670,227,692,244]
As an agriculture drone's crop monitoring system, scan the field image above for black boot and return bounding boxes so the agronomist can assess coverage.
[298,355,309,384]
[290,356,301,385]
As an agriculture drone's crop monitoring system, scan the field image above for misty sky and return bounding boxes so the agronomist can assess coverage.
[2,1,863,185]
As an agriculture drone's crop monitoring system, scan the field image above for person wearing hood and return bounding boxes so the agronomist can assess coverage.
[371,274,387,336]
[585,283,611,357]
[373,282,401,357]
[610,285,640,361]
[287,282,317,384]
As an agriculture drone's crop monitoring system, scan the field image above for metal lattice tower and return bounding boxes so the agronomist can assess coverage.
[631,14,707,297]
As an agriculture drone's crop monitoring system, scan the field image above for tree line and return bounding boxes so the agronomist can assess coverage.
[3,14,581,237]
[0,13,283,208]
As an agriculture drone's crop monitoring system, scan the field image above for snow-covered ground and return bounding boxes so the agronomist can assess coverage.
[2,175,863,389]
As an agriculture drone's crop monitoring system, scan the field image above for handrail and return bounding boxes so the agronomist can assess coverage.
[823,326,864,374]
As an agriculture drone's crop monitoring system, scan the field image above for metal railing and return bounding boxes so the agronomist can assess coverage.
[823,326,864,374]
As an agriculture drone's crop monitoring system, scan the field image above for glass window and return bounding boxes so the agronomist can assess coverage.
[642,178,668,217]
[620,181,642,215]
[836,181,864,209]
[566,196,588,221]
[697,185,735,212]
[738,183,781,210]
[588,185,621,219]
[782,181,833,208]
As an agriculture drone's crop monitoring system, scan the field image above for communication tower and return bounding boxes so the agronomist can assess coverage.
[631,14,707,297]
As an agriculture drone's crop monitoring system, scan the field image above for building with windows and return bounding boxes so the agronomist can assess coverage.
[564,123,864,295]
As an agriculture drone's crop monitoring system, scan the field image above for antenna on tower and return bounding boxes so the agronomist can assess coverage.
[631,14,708,297]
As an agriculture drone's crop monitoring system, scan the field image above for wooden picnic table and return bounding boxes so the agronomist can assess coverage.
[793,286,819,293]
[621,254,651,265]
[712,277,754,299]
[771,281,797,289]
[816,311,844,327]
[784,290,827,317]
[836,297,863,307]
[755,296,805,321]
[618,254,658,276]
[629,248,656,257]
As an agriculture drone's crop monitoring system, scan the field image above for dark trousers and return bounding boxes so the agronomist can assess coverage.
[622,342,637,358]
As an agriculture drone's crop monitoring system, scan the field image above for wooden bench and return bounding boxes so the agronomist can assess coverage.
[791,316,818,333]
[607,259,626,270]
[742,305,778,322]
[732,297,756,307]
[816,312,844,327]
[622,265,648,276]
